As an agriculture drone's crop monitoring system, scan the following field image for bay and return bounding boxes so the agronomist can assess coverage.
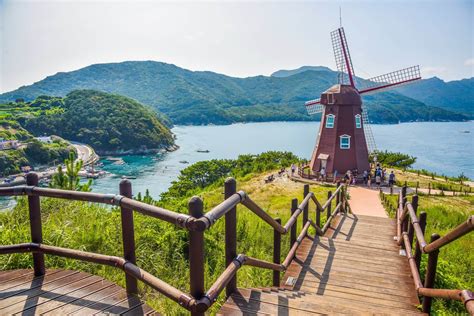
[91,121,474,199]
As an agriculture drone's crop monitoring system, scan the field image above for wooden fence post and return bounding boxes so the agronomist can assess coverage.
[327,191,332,219]
[316,204,321,231]
[224,178,237,297]
[422,233,441,314]
[414,212,427,272]
[26,173,45,276]
[120,180,138,294]
[416,181,419,194]
[273,218,281,287]
[189,197,205,316]
[290,199,297,247]
[303,184,309,225]
[336,182,341,206]
[428,183,431,195]
[407,195,418,247]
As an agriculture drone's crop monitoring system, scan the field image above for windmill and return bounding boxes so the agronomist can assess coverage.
[305,27,421,179]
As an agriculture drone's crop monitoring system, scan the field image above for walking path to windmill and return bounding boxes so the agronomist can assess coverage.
[219,187,424,315]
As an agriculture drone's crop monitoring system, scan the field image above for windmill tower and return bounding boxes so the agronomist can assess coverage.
[305,27,421,179]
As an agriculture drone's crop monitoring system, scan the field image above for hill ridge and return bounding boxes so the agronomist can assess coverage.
[0,61,469,124]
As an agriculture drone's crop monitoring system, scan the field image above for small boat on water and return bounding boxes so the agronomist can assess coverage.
[121,175,137,180]
[179,160,189,164]
[196,149,210,153]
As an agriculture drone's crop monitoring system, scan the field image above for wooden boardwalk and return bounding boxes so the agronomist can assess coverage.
[220,212,424,315]
[0,269,157,315]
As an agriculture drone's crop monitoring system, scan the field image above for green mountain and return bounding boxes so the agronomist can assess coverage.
[395,77,474,117]
[17,90,174,154]
[271,66,333,77]
[0,61,468,124]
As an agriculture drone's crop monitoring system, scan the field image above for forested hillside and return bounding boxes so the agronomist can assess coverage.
[13,90,174,154]
[395,77,474,117]
[0,61,467,124]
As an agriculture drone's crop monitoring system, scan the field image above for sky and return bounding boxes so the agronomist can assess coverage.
[0,0,472,93]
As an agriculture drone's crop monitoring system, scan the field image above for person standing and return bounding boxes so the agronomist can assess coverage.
[389,171,396,187]
[333,169,338,183]
[363,170,368,186]
[320,167,326,182]
[376,172,381,189]
[291,164,296,176]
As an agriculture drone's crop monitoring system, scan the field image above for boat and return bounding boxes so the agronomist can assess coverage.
[179,160,189,164]
[121,175,137,180]
[196,149,210,153]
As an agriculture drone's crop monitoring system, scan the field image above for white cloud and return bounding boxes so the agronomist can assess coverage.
[464,58,474,66]
[422,66,447,78]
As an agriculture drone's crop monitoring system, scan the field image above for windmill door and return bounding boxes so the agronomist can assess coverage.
[317,153,329,171]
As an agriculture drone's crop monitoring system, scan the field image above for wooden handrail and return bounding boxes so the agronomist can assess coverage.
[396,187,474,315]
[423,215,473,253]
[0,173,347,314]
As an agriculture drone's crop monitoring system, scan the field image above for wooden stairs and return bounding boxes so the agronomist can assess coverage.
[219,213,425,315]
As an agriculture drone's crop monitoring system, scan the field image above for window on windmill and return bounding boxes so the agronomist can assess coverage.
[327,94,334,104]
[355,114,362,128]
[340,135,351,149]
[325,114,335,128]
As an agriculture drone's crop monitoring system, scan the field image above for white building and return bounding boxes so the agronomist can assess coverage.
[36,136,52,143]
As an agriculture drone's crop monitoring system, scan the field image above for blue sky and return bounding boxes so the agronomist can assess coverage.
[0,0,472,93]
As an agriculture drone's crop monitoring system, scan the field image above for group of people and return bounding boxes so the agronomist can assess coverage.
[320,164,396,188]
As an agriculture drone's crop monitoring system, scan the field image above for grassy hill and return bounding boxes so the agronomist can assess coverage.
[16,90,175,154]
[0,61,467,124]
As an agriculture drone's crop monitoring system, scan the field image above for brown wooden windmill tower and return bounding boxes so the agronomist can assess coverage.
[305,27,421,179]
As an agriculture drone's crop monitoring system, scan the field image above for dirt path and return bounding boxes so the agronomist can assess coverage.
[348,186,388,218]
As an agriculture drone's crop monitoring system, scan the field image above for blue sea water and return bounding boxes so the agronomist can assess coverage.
[89,121,473,199]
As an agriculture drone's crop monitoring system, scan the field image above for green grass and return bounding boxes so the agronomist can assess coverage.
[381,193,473,315]
[0,171,335,315]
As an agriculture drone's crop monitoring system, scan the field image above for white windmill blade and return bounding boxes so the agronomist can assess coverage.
[305,98,323,115]
[361,104,377,153]
[331,27,356,87]
[358,65,421,95]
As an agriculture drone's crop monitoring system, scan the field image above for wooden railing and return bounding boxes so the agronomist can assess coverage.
[0,172,348,315]
[387,187,474,315]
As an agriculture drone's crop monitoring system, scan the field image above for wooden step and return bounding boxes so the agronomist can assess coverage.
[220,288,422,315]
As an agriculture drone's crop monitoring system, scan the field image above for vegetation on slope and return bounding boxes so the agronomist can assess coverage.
[396,77,474,117]
[0,136,73,177]
[18,90,174,154]
[0,151,335,314]
[381,194,473,314]
[0,61,467,124]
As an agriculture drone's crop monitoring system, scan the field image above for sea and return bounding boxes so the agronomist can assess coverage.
[1,121,472,209]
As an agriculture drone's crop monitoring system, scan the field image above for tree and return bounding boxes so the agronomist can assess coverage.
[50,151,91,191]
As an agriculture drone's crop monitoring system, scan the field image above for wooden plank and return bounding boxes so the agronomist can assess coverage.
[68,287,129,315]
[231,288,420,315]
[42,284,121,315]
[0,269,34,283]
[0,270,82,308]
[0,269,63,291]
[93,294,143,315]
[28,278,112,314]
[294,274,418,296]
[225,292,324,315]
[122,303,157,316]
[8,274,101,315]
